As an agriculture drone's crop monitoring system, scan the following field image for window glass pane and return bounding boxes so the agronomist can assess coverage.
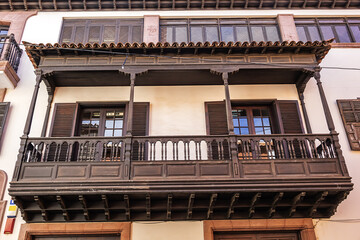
[265,26,280,41]
[104,129,113,137]
[221,26,235,42]
[105,120,114,128]
[204,26,219,42]
[160,26,173,42]
[115,120,123,128]
[191,19,217,24]
[249,19,277,24]
[264,127,271,134]
[103,26,116,43]
[251,26,264,42]
[296,26,308,42]
[233,119,239,127]
[220,19,247,24]
[114,130,122,136]
[234,128,240,135]
[350,25,360,42]
[308,26,321,41]
[62,26,73,43]
[119,26,129,43]
[235,26,250,42]
[239,118,248,127]
[335,25,351,42]
[253,117,262,126]
[348,18,360,23]
[320,25,336,41]
[240,128,249,135]
[295,19,316,24]
[175,26,188,42]
[74,26,85,43]
[88,26,101,43]
[263,117,270,126]
[190,26,203,42]
[132,26,142,43]
[255,127,264,134]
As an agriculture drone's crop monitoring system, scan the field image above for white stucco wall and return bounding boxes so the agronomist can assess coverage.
[1,9,360,240]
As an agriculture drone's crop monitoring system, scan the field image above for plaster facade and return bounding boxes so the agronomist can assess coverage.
[0,9,359,240]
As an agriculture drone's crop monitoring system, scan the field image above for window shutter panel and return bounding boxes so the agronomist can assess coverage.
[0,102,10,144]
[206,101,228,135]
[337,99,360,150]
[50,103,77,137]
[132,102,149,136]
[277,100,304,134]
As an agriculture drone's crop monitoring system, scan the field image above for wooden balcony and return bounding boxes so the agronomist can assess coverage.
[9,133,352,222]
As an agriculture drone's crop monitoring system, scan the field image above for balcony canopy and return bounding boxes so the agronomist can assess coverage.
[24,40,331,92]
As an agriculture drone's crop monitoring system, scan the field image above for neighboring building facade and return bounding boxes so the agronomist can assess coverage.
[0,1,359,240]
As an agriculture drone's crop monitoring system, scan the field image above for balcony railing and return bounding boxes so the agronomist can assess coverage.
[0,34,22,72]
[22,134,337,163]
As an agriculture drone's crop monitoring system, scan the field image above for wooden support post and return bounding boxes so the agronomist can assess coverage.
[222,72,234,135]
[102,195,110,220]
[146,194,151,220]
[308,191,328,217]
[57,195,70,221]
[124,73,135,179]
[23,69,43,137]
[328,191,349,215]
[314,69,335,133]
[41,94,53,137]
[299,92,312,134]
[79,195,90,220]
[34,196,48,221]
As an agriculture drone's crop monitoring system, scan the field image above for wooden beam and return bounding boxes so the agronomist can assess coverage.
[146,194,151,219]
[273,0,278,8]
[143,0,146,9]
[207,193,217,219]
[158,0,160,9]
[288,192,306,217]
[317,0,322,8]
[23,0,28,10]
[201,0,204,9]
[346,0,351,8]
[308,191,328,217]
[56,195,70,221]
[102,195,110,220]
[230,0,234,9]
[53,0,57,10]
[113,0,116,9]
[128,0,131,9]
[302,0,307,8]
[227,193,239,219]
[259,0,263,8]
[124,195,130,220]
[79,195,90,220]
[167,194,173,220]
[34,196,48,221]
[98,0,101,9]
[187,0,190,9]
[244,0,248,8]
[38,0,42,10]
[172,0,175,9]
[83,0,86,9]
[328,191,349,215]
[249,193,261,218]
[288,0,293,8]
[68,0,72,10]
[331,0,336,8]
[268,192,283,218]
[187,194,195,219]
[215,0,219,9]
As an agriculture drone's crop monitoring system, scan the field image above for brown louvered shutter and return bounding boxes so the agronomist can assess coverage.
[0,102,10,144]
[131,103,149,161]
[206,101,228,135]
[205,101,229,160]
[132,102,149,136]
[337,99,360,150]
[50,103,77,137]
[277,100,304,134]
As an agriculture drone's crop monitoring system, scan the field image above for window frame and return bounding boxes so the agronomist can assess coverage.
[337,99,360,150]
[159,18,281,43]
[295,17,360,43]
[59,19,144,44]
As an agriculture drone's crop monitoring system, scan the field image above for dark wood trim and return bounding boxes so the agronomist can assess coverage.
[276,100,305,134]
[41,94,54,137]
[299,92,312,134]
[204,219,316,240]
[18,222,131,240]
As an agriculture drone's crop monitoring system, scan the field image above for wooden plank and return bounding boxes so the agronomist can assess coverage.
[102,194,110,220]
[124,195,130,220]
[79,195,90,220]
[38,0,42,10]
[308,191,328,217]
[8,0,13,10]
[57,195,70,221]
[146,194,151,219]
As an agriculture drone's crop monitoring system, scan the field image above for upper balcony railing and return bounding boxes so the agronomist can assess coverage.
[0,34,22,72]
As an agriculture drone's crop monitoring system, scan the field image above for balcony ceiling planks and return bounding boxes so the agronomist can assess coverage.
[0,0,359,10]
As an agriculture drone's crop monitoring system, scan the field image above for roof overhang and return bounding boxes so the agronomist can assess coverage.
[25,40,331,91]
[1,0,358,11]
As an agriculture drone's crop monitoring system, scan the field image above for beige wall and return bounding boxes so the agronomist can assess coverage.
[51,84,299,136]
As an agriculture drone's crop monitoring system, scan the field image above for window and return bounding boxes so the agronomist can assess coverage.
[0,102,9,148]
[79,108,125,137]
[232,106,273,135]
[60,19,143,44]
[214,231,300,240]
[337,99,360,150]
[0,25,9,54]
[160,19,281,43]
[295,18,360,43]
